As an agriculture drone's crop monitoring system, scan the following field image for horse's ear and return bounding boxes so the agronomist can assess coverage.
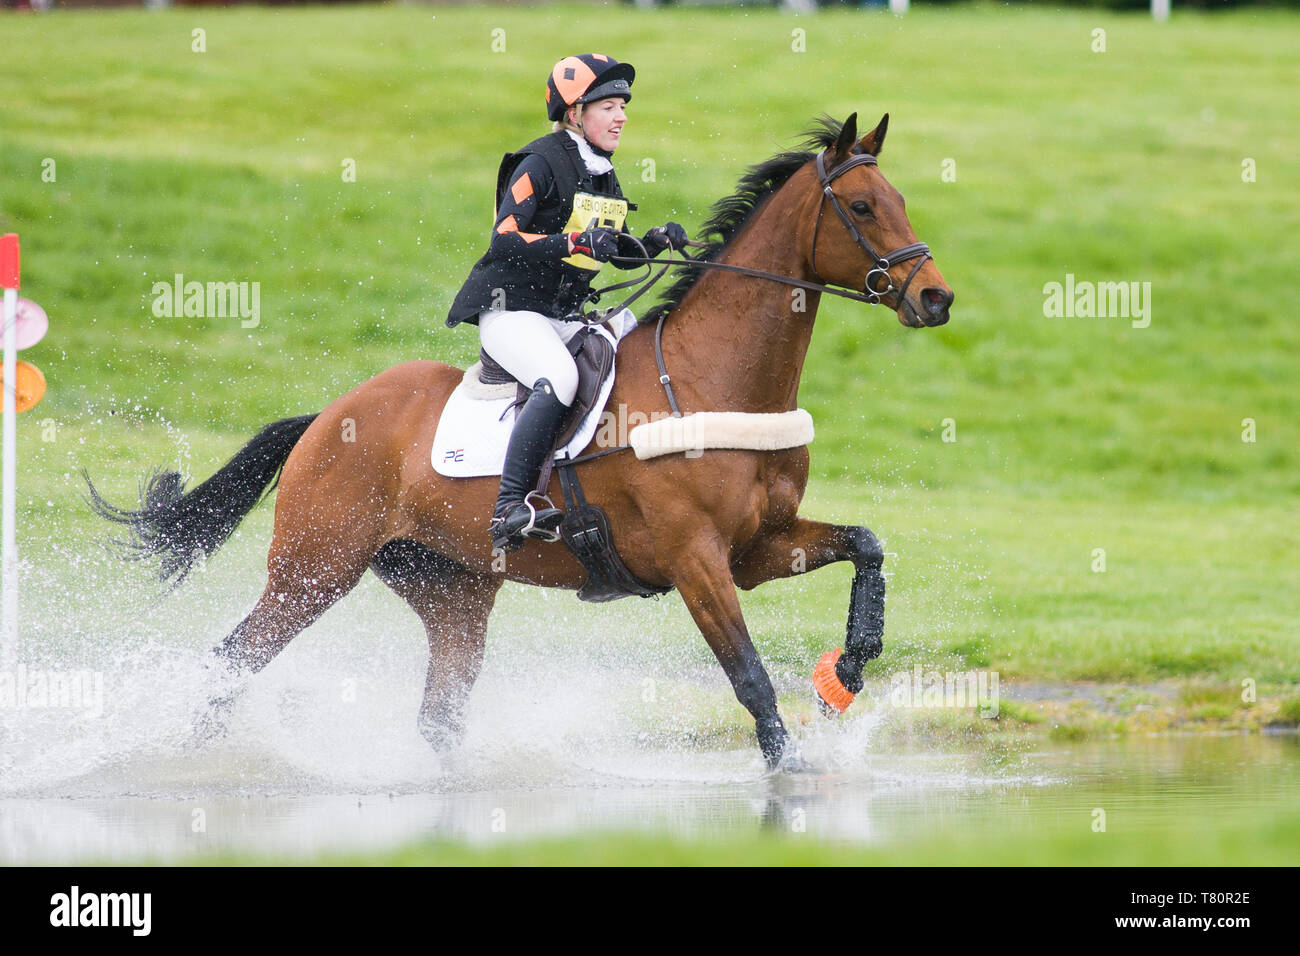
[830,112,859,162]
[860,113,889,157]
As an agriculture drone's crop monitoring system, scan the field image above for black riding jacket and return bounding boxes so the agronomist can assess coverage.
[446,131,641,327]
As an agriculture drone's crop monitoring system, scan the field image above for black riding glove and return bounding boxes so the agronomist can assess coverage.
[569,227,620,262]
[642,222,689,256]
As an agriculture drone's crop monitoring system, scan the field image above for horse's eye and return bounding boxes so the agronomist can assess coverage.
[850,201,872,216]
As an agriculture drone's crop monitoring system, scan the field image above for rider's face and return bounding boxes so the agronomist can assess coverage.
[575,97,626,152]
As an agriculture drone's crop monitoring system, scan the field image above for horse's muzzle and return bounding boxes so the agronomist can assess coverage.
[899,287,953,327]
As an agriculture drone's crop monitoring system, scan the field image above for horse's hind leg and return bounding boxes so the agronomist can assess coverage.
[217,537,375,675]
[195,521,377,740]
[370,539,503,749]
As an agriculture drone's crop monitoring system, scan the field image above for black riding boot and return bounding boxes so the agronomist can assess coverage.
[489,377,569,553]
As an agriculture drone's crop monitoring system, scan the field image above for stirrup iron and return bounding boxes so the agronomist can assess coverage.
[519,491,563,542]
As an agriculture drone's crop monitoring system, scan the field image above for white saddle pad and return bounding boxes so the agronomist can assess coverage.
[432,316,629,478]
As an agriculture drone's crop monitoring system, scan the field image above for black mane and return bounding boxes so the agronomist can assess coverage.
[639,114,851,325]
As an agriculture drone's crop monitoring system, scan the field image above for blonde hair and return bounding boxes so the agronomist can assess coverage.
[552,103,584,134]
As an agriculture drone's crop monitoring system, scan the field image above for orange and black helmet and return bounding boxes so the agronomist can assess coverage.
[545,54,635,123]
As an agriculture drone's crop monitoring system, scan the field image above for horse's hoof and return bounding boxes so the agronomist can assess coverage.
[775,748,817,774]
[418,718,465,752]
[755,715,790,769]
[813,648,857,717]
[187,696,233,748]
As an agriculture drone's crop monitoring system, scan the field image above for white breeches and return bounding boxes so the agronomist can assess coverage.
[478,309,580,407]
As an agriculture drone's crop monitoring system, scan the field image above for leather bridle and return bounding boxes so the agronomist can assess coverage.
[810,149,932,309]
[588,148,935,320]
[570,148,938,419]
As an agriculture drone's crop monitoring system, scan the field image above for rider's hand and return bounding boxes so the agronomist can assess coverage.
[569,227,620,262]
[643,222,689,255]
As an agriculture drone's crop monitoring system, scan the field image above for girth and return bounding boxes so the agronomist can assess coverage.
[555,458,673,603]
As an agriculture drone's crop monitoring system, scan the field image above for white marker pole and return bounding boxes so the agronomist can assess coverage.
[1,233,19,658]
[1152,0,1170,21]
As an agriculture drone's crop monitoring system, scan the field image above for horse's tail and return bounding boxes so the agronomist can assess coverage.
[84,414,320,589]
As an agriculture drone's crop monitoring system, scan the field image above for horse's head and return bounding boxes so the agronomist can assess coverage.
[807,112,953,328]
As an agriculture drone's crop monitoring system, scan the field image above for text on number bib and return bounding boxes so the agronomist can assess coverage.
[562,192,629,272]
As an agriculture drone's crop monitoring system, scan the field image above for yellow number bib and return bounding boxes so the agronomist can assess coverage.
[562,192,629,272]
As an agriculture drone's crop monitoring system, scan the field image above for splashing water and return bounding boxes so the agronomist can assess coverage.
[0,425,1058,862]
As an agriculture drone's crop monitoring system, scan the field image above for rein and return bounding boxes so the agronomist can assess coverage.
[568,148,934,423]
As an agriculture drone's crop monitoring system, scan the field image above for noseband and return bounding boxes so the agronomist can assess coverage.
[810,150,932,308]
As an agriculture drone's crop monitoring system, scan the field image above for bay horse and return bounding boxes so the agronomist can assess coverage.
[87,112,953,769]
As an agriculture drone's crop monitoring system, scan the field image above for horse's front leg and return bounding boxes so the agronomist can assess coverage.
[732,517,886,713]
[670,537,795,769]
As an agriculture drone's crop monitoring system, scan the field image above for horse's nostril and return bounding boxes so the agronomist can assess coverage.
[921,287,954,314]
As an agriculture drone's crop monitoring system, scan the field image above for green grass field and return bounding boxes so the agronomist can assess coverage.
[1,3,1297,863]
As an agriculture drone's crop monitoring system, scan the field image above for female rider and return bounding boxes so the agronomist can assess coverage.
[446,53,686,553]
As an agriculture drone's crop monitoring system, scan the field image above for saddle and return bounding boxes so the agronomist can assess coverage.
[478,322,669,603]
[477,323,615,452]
